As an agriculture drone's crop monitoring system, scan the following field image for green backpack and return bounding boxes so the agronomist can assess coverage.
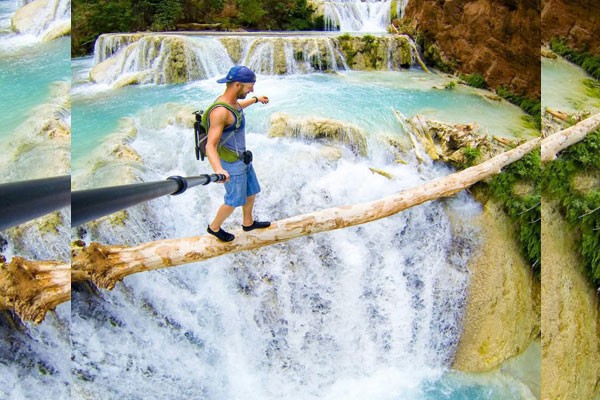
[193,102,242,161]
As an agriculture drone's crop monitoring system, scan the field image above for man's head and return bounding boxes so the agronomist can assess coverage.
[217,65,256,84]
[217,65,256,100]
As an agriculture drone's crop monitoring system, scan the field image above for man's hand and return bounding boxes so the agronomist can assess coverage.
[216,169,230,183]
[256,95,269,104]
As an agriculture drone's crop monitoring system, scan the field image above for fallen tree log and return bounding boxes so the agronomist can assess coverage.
[72,136,541,289]
[0,257,70,323]
[542,112,600,162]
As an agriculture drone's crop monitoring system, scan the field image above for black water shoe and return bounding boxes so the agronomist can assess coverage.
[207,226,235,242]
[242,221,271,232]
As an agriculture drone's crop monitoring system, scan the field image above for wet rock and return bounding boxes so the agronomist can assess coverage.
[405,115,500,167]
[268,112,368,156]
[11,0,48,34]
[452,200,540,372]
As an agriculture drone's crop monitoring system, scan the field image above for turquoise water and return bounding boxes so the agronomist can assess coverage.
[0,35,70,140]
[71,65,536,170]
[541,55,600,113]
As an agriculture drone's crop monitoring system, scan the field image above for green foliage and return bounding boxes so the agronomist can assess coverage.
[461,146,480,167]
[390,0,398,20]
[550,38,600,80]
[444,80,457,90]
[496,86,541,131]
[151,0,185,30]
[485,150,541,277]
[583,79,600,99]
[542,129,600,287]
[237,0,266,27]
[459,73,487,89]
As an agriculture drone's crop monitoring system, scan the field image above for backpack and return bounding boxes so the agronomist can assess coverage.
[193,102,243,161]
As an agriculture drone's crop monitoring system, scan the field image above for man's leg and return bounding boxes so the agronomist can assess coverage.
[241,194,256,227]
[209,204,236,232]
[241,193,270,231]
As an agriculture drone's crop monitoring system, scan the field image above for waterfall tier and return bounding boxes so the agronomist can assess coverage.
[313,0,410,32]
[11,0,70,41]
[91,33,416,87]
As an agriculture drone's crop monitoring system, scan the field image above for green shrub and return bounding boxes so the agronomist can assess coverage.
[550,38,600,80]
[461,146,480,167]
[486,149,541,277]
[444,80,457,90]
[460,73,487,89]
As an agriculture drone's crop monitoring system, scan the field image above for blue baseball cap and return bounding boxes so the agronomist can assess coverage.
[216,66,256,84]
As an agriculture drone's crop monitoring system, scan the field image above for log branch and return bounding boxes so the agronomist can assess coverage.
[0,257,70,323]
[541,112,600,162]
[72,137,541,289]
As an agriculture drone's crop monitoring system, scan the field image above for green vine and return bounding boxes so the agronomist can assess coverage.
[483,149,541,277]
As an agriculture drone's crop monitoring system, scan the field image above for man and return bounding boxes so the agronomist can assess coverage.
[205,65,271,242]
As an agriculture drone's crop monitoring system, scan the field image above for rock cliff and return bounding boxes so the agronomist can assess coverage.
[541,201,600,400]
[452,200,540,372]
[541,0,600,55]
[401,0,540,98]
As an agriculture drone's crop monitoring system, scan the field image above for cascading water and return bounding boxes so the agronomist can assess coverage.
[69,27,539,397]
[323,0,409,32]
[10,0,70,40]
[0,1,71,397]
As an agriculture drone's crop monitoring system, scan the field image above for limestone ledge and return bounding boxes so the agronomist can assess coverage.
[90,33,415,86]
[541,201,600,400]
[451,200,540,372]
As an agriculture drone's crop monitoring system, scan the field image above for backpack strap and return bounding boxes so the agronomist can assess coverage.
[200,102,243,161]
[202,102,243,138]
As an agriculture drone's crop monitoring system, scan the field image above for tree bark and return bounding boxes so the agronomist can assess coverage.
[72,136,541,290]
[0,257,70,324]
[542,112,600,162]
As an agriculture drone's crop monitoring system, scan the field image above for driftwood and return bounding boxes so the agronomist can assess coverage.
[7,114,599,323]
[493,135,517,147]
[546,107,569,121]
[542,112,600,162]
[0,257,70,323]
[72,136,541,290]
[392,109,426,163]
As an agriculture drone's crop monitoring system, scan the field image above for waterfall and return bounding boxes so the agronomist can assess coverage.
[10,0,70,40]
[322,0,410,32]
[90,33,421,87]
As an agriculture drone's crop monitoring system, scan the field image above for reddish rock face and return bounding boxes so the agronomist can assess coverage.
[541,0,600,55]
[403,0,540,98]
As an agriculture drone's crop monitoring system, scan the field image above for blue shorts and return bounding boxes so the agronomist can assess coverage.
[221,160,261,207]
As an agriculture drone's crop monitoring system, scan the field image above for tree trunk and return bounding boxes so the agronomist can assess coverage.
[542,112,600,162]
[0,257,70,324]
[72,136,541,289]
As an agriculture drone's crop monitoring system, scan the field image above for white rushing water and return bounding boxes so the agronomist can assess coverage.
[323,0,410,32]
[72,114,480,398]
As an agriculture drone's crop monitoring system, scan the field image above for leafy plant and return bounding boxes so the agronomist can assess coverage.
[461,146,480,167]
[550,38,600,80]
[485,149,541,277]
[460,73,487,89]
